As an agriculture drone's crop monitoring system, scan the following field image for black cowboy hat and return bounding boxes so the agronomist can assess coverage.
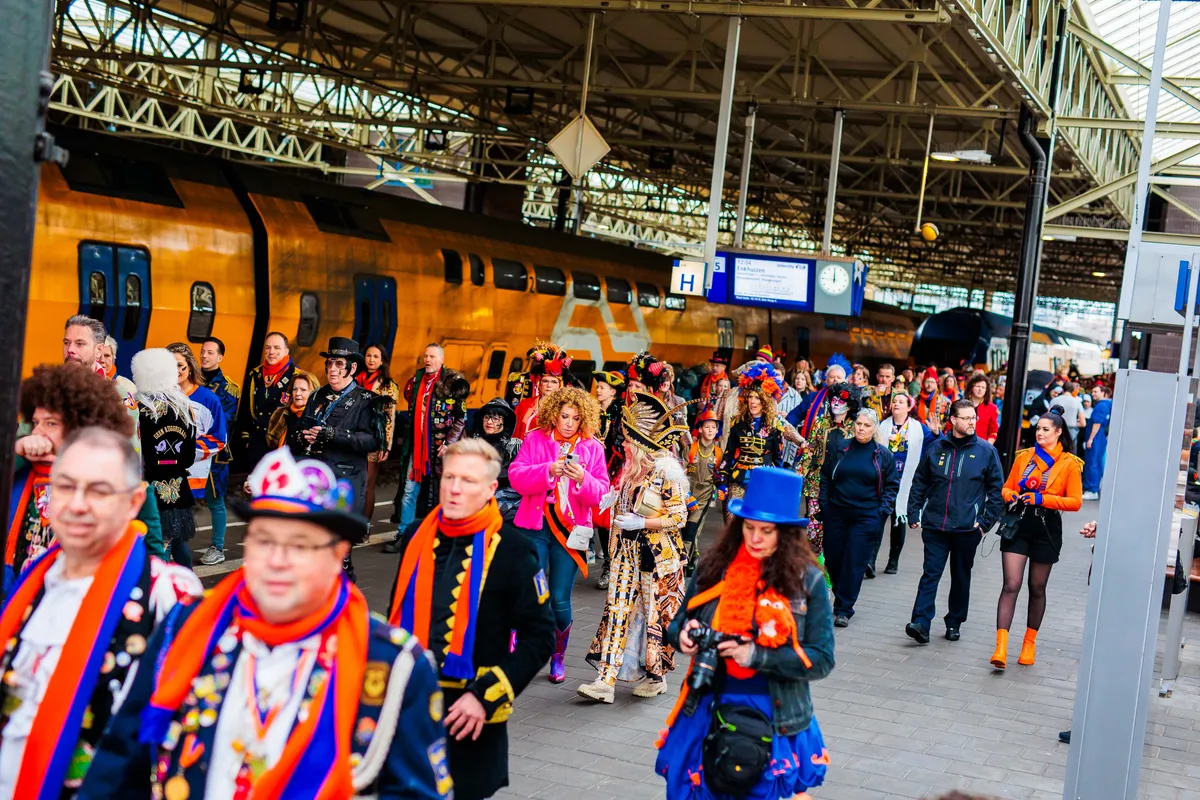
[319,336,366,374]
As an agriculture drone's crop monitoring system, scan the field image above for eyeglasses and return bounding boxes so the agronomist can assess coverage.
[243,534,339,561]
[50,478,137,504]
[324,359,348,371]
[953,415,978,422]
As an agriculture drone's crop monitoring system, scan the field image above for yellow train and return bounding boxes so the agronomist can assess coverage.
[28,127,918,402]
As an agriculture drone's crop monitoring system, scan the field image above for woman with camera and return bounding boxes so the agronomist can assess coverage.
[656,467,834,800]
[509,386,610,684]
[990,411,1083,669]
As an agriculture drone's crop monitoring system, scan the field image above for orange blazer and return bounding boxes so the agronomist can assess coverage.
[1003,448,1084,512]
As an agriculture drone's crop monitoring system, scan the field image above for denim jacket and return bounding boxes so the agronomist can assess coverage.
[665,564,835,734]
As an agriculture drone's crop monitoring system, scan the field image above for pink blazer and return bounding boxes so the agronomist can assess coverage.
[508,428,610,532]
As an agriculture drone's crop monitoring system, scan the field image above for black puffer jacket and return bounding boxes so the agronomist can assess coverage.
[469,397,523,520]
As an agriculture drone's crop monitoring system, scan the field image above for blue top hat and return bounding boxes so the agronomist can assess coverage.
[726,467,809,526]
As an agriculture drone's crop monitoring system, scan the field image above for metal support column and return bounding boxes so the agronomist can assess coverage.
[1066,4,1181,795]
[703,16,741,290]
[571,12,597,235]
[734,101,758,248]
[0,0,55,602]
[1159,511,1196,697]
[822,110,844,254]
[997,106,1050,466]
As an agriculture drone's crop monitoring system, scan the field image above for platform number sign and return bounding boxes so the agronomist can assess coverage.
[671,259,706,296]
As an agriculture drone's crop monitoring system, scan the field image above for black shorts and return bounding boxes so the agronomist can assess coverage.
[1000,509,1063,564]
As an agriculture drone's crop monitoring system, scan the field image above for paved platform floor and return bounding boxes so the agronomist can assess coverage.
[197,497,1200,799]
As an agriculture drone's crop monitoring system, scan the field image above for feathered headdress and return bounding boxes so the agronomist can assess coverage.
[737,361,785,402]
[626,352,671,392]
[621,391,689,453]
[827,352,852,375]
[528,340,572,377]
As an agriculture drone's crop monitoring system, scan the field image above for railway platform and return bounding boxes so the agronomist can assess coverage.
[195,499,1200,799]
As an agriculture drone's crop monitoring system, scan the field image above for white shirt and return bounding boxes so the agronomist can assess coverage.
[0,560,93,800]
[206,633,320,800]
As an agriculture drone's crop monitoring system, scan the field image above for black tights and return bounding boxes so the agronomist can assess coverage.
[996,552,1053,631]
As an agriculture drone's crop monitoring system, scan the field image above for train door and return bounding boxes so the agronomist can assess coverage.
[442,339,485,404]
[352,275,398,357]
[78,242,152,376]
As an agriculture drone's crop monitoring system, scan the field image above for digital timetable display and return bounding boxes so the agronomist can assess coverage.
[728,253,815,313]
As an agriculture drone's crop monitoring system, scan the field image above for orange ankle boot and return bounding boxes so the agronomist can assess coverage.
[1018,628,1038,665]
[990,629,1008,669]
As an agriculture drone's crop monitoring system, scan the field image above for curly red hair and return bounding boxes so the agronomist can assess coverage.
[20,364,133,438]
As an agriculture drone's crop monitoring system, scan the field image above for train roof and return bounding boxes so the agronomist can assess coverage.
[917,307,1103,348]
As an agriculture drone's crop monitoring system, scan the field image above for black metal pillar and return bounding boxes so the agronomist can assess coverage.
[0,0,57,600]
[997,105,1050,467]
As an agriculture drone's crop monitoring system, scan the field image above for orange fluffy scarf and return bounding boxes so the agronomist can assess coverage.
[712,546,800,677]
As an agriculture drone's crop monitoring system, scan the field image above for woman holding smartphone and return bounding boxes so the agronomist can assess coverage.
[510,386,610,684]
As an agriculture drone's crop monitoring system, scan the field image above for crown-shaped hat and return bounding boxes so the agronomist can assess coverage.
[626,352,671,392]
[233,446,369,541]
[621,391,689,453]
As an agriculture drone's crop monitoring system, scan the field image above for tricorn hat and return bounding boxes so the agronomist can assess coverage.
[320,336,366,374]
[593,370,627,390]
[232,447,369,542]
[727,467,809,526]
[622,391,689,453]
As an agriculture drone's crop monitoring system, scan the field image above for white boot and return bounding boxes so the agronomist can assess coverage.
[576,678,615,704]
[632,676,668,698]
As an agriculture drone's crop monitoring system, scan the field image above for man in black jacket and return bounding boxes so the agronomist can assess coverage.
[301,336,389,579]
[387,438,555,800]
[905,398,1005,643]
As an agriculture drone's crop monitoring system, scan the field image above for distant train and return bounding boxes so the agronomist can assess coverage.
[910,307,1109,377]
[29,127,922,402]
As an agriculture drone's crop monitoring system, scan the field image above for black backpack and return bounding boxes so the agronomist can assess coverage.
[702,703,774,795]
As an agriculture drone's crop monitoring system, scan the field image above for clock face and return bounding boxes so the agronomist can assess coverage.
[819,264,851,296]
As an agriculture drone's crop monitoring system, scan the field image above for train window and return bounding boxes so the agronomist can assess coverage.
[442,250,463,284]
[122,275,144,340]
[61,150,183,208]
[493,259,528,291]
[570,360,596,389]
[486,350,508,380]
[297,292,320,347]
[534,266,567,296]
[606,277,632,305]
[186,281,215,342]
[745,334,759,352]
[469,254,485,286]
[303,195,390,242]
[717,318,734,350]
[664,294,686,311]
[88,271,107,317]
[636,282,660,308]
[824,318,836,330]
[602,360,626,372]
[573,271,602,300]
[509,357,524,375]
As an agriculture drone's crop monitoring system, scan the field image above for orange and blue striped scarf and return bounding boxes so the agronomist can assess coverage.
[141,569,368,800]
[389,498,503,679]
[1019,442,1062,505]
[0,529,145,800]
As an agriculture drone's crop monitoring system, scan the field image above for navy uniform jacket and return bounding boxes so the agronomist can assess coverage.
[78,607,451,800]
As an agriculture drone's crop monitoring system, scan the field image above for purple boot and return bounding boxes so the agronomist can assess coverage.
[549,625,571,684]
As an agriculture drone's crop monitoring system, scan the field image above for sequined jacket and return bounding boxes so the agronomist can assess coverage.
[79,608,450,800]
[397,368,469,477]
[796,414,853,501]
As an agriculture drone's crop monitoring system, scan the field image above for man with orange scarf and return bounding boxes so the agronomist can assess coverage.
[0,427,201,800]
[236,332,297,473]
[388,439,554,800]
[82,446,450,800]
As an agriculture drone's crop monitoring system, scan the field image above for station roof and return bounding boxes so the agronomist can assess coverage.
[51,0,1196,303]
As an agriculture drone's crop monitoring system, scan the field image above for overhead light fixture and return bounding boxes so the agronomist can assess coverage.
[1092,271,1107,277]
[930,149,992,164]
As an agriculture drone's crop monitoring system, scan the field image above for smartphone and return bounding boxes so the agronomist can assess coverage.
[565,453,579,465]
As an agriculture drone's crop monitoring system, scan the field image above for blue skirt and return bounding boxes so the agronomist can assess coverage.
[655,676,828,800]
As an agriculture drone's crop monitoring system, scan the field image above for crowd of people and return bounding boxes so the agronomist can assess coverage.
[0,316,1107,800]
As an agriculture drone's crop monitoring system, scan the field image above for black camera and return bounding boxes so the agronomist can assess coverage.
[686,622,746,693]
